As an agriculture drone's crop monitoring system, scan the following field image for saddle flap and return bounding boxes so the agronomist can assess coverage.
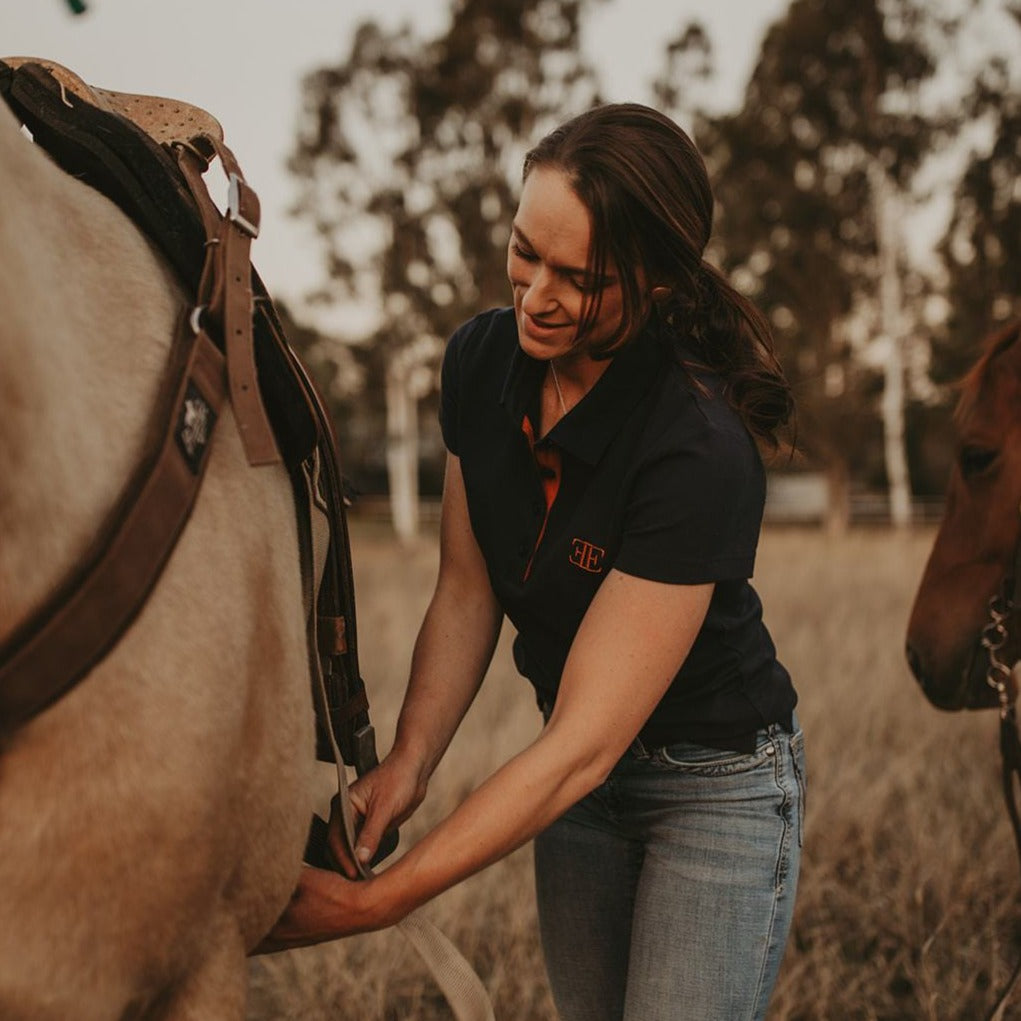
[1,57,224,145]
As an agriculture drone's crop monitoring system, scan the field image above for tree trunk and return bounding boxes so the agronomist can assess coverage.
[869,160,913,528]
[385,360,419,543]
[825,455,851,536]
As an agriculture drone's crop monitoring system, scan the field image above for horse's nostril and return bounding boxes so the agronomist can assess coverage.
[905,642,925,683]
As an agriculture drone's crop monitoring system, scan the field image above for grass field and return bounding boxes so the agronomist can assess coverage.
[248,523,1021,1021]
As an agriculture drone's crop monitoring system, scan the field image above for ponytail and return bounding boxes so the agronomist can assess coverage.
[662,261,795,451]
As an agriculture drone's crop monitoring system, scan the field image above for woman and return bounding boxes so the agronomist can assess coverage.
[268,103,805,1021]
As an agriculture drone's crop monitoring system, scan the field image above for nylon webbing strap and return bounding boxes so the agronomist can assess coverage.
[298,456,494,1021]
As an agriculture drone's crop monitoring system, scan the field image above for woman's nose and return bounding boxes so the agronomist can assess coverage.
[520,267,557,314]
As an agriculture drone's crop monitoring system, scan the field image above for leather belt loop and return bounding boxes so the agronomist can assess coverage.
[316,615,348,657]
[173,140,222,245]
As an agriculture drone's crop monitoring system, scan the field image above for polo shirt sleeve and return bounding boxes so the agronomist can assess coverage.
[614,406,765,585]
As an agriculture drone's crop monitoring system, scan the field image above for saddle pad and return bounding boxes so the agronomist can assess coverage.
[1,57,318,468]
[1,58,208,294]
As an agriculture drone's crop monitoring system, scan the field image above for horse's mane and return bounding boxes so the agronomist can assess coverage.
[954,319,1021,426]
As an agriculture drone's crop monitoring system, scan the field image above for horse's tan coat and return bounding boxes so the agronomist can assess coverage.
[0,98,316,1019]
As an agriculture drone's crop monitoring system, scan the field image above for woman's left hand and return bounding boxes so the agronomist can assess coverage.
[252,866,395,954]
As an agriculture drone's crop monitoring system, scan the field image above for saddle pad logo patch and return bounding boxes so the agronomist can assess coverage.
[569,538,606,574]
[174,381,216,474]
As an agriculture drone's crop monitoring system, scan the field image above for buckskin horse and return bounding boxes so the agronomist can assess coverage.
[0,60,364,1020]
[0,58,493,1021]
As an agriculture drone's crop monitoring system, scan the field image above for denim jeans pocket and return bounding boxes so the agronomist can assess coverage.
[653,738,773,777]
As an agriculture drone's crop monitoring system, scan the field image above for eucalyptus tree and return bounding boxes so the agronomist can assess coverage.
[935,5,1021,379]
[290,0,602,538]
[665,0,954,528]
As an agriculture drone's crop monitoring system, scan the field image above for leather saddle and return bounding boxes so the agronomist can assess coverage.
[0,58,381,786]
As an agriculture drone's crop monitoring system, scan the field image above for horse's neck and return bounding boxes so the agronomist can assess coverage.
[0,100,183,636]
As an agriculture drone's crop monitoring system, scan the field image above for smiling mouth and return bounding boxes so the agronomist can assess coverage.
[522,313,572,333]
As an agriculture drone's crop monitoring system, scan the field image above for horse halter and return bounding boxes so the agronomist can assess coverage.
[978,500,1021,719]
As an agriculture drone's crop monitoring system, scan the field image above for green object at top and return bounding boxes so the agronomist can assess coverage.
[67,0,87,13]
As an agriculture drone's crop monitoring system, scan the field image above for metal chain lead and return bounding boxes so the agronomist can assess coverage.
[982,593,1015,718]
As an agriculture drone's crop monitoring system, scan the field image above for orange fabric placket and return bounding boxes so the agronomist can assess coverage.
[520,415,562,581]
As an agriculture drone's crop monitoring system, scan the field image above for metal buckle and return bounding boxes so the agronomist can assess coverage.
[227,172,259,238]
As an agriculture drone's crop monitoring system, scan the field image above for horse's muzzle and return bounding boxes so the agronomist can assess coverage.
[905,639,1001,711]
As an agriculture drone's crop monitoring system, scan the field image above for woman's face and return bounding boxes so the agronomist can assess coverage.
[507,166,628,362]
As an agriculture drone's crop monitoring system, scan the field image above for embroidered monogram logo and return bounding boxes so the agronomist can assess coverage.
[569,538,606,574]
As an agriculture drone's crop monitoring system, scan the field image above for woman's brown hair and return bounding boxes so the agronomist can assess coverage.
[523,102,794,448]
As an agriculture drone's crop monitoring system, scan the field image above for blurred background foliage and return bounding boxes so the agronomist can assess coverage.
[278,0,1021,533]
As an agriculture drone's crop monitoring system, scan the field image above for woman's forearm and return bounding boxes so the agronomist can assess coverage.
[367,724,608,926]
[390,577,502,780]
[387,453,503,783]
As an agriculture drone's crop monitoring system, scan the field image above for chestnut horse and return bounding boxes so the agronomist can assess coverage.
[906,321,1021,712]
[906,318,1021,1021]
[0,88,317,1019]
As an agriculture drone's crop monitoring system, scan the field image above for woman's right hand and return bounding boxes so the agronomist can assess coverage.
[329,749,429,874]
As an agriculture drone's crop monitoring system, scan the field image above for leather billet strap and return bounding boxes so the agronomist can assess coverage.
[265,313,378,774]
[173,135,280,468]
[0,322,226,733]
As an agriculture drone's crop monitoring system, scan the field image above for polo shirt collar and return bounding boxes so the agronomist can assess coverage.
[500,321,667,466]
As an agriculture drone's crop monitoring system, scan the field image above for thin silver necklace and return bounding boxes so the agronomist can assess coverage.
[549,360,568,417]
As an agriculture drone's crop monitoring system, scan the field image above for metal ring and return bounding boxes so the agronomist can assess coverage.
[189,305,206,335]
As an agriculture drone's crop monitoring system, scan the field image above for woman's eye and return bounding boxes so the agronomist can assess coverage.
[511,243,538,262]
[959,444,999,479]
[570,273,611,295]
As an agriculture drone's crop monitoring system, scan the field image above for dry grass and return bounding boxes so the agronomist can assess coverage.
[248,524,1021,1021]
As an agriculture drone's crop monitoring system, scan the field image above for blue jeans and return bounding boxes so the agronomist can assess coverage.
[533,718,805,1021]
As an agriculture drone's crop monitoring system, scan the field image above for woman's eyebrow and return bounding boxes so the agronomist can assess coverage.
[510,222,612,283]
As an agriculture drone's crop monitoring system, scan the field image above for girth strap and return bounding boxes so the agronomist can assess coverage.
[297,457,494,1021]
[0,321,226,732]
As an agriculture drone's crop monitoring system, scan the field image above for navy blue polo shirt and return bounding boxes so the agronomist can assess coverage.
[440,307,796,750]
